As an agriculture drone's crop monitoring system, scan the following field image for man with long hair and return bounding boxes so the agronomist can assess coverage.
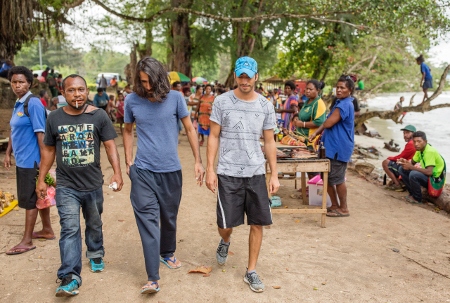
[123,57,205,294]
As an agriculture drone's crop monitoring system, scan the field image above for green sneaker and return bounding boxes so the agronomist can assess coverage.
[90,257,104,272]
[55,276,79,297]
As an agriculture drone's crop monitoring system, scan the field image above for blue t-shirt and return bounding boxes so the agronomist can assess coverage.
[124,91,189,172]
[93,93,109,107]
[0,62,12,73]
[420,63,432,81]
[323,96,354,162]
[10,91,46,168]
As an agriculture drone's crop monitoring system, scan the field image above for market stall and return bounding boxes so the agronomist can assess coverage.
[264,139,330,227]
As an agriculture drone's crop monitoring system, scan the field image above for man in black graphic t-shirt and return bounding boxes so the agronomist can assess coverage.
[36,75,123,297]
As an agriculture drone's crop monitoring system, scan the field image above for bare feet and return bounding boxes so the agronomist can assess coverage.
[32,230,56,240]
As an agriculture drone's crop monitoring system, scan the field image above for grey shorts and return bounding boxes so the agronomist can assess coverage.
[328,159,347,185]
[423,80,433,89]
[217,174,272,229]
[16,163,39,210]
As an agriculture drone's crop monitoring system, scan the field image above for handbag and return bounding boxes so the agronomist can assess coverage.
[427,160,446,198]
[421,152,446,198]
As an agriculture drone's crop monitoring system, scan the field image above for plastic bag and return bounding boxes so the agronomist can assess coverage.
[36,186,56,209]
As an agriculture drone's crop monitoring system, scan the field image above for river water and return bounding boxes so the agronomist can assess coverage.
[365,91,450,165]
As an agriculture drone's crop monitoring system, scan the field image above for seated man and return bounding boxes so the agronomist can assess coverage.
[398,131,446,204]
[382,125,416,191]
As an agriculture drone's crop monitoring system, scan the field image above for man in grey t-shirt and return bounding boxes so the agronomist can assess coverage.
[206,56,279,293]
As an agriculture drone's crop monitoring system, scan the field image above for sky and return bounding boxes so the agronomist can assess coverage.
[429,40,450,66]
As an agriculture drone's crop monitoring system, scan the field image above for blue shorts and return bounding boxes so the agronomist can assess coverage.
[423,80,433,89]
[198,127,210,136]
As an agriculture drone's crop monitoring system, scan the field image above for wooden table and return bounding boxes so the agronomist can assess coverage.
[266,158,330,227]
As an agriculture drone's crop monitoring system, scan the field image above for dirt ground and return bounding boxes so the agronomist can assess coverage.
[1,121,450,302]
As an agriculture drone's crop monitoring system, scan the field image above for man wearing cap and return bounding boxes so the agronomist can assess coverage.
[397,131,446,203]
[206,56,279,293]
[382,125,417,191]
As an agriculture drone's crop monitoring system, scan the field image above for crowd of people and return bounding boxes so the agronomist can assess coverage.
[2,53,445,298]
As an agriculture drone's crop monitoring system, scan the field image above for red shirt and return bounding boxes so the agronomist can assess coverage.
[116,101,124,118]
[387,140,416,161]
[40,98,47,107]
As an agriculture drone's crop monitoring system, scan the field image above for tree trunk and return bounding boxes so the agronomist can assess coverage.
[169,0,193,76]
[124,43,138,85]
[224,0,263,87]
[137,24,153,59]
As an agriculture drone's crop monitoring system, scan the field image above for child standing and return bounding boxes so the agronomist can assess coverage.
[115,93,125,135]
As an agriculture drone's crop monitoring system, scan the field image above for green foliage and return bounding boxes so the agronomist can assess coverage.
[12,0,450,93]
[15,39,84,73]
[36,171,55,187]
[15,40,129,84]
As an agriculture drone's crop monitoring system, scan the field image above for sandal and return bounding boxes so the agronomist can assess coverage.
[404,195,422,204]
[6,245,36,255]
[385,184,405,192]
[160,256,182,269]
[326,209,350,217]
[141,281,160,294]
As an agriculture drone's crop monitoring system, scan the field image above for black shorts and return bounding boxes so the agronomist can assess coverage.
[217,174,272,229]
[16,163,39,210]
[388,160,401,178]
[328,159,347,186]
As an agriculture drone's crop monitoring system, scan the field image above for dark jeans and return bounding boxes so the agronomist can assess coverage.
[129,165,182,281]
[398,167,428,201]
[56,186,104,286]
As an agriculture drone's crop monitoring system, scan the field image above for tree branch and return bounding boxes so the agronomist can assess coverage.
[366,79,410,94]
[346,55,373,74]
[355,64,450,127]
[64,0,86,9]
[90,1,368,28]
[356,103,450,127]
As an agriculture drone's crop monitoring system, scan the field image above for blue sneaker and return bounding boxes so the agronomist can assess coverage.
[216,240,230,266]
[55,276,79,297]
[244,271,265,293]
[90,257,104,272]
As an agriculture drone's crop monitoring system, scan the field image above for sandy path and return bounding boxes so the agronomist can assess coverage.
[1,134,449,302]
